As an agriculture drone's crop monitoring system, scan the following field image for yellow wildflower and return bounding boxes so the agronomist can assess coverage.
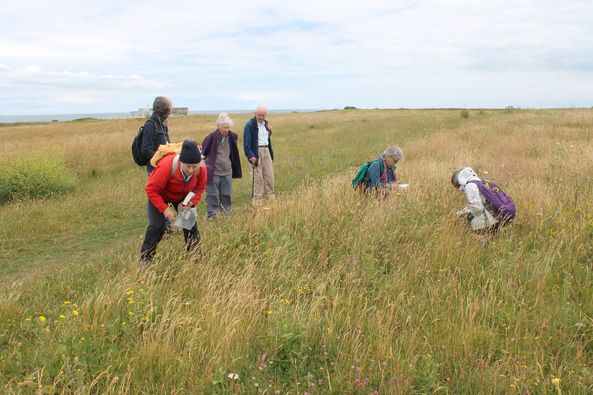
[59,314,66,319]
[72,310,79,316]
[39,316,46,323]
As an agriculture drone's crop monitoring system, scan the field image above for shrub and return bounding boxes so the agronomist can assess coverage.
[460,109,470,118]
[0,157,76,204]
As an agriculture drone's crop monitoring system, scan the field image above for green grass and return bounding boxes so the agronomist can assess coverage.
[0,157,76,204]
[0,109,592,393]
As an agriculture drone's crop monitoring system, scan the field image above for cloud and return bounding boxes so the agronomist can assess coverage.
[0,64,169,113]
[1,0,593,113]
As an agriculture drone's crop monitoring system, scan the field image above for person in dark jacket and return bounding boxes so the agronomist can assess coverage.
[201,113,242,218]
[141,96,172,174]
[243,105,274,202]
[140,140,207,264]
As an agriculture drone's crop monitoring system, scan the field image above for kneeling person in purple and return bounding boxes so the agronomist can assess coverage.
[451,167,516,236]
[201,113,242,218]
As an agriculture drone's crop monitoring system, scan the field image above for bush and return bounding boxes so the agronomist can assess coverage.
[0,157,76,204]
[460,109,470,118]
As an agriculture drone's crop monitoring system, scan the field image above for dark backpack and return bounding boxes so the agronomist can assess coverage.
[132,119,165,166]
[352,159,384,190]
[131,120,151,166]
[469,179,516,222]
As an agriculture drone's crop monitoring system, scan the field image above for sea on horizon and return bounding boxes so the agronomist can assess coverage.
[0,109,321,124]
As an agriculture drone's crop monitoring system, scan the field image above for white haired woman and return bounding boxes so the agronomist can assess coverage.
[201,113,242,218]
[364,146,404,190]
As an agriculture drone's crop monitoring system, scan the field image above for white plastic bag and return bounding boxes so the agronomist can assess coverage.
[175,206,197,230]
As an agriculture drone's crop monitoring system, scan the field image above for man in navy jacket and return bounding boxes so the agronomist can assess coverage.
[243,105,275,201]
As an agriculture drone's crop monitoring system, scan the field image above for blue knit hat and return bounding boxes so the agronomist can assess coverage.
[179,140,201,164]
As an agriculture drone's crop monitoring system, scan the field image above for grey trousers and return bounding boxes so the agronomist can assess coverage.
[205,175,232,218]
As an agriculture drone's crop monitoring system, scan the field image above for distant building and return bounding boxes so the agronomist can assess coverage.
[171,107,188,116]
[132,108,152,117]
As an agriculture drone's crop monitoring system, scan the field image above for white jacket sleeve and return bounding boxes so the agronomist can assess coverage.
[462,183,485,216]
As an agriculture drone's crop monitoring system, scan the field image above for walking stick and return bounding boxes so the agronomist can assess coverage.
[251,158,257,200]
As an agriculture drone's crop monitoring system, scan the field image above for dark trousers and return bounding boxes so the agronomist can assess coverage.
[140,200,200,262]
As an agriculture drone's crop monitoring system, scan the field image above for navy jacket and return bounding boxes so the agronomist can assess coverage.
[243,116,273,161]
[141,113,170,172]
[201,130,242,184]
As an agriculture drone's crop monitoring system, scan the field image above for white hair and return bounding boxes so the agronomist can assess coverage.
[216,112,234,127]
[383,146,404,162]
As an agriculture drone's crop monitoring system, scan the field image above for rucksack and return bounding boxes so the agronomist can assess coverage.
[352,159,385,190]
[469,179,516,222]
[150,142,183,168]
[131,120,152,166]
[132,119,166,166]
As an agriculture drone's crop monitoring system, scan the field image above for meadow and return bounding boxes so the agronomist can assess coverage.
[0,109,592,393]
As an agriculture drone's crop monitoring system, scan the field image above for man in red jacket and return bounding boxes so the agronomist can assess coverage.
[140,140,207,263]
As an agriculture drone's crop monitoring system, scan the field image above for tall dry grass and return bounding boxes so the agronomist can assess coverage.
[0,109,592,393]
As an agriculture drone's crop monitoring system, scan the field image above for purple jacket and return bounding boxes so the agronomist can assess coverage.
[201,130,242,184]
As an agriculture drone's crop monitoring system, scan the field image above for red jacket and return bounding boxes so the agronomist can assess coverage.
[146,154,207,213]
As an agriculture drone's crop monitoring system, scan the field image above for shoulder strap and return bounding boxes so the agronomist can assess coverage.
[171,154,180,178]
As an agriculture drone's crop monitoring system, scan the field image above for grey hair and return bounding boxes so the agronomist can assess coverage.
[152,96,172,118]
[216,112,234,127]
[384,146,404,162]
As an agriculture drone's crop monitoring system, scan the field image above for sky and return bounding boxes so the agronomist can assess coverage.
[1,0,593,115]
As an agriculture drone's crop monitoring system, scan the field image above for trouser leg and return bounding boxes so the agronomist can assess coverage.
[140,199,167,262]
[219,175,232,213]
[172,202,201,253]
[260,147,275,199]
[205,176,221,218]
[252,157,265,200]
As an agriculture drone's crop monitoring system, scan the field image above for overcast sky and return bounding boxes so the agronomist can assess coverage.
[1,0,592,114]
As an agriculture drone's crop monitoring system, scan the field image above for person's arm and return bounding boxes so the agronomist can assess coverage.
[145,162,171,213]
[462,183,485,216]
[243,121,257,165]
[201,134,211,158]
[265,120,272,135]
[141,120,157,160]
[189,165,208,207]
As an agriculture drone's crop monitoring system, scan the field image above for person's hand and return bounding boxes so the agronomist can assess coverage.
[455,210,465,217]
[249,157,257,167]
[163,207,176,222]
[266,122,272,134]
[180,201,193,209]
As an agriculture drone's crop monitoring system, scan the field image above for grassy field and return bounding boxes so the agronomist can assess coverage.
[0,109,592,393]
